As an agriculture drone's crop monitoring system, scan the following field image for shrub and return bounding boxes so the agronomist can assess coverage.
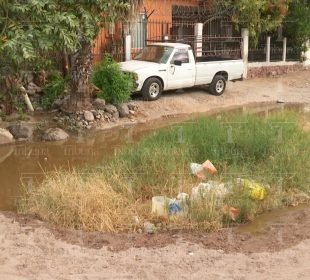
[92,55,134,104]
[41,71,66,109]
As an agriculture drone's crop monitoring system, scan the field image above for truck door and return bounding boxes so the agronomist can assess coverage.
[167,48,195,90]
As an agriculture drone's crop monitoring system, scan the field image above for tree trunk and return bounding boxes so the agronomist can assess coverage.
[62,49,70,77]
[64,40,93,112]
[0,75,17,115]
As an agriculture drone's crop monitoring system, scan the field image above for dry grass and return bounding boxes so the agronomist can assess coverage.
[20,170,139,232]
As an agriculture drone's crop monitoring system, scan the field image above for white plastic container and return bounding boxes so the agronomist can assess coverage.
[151,196,169,217]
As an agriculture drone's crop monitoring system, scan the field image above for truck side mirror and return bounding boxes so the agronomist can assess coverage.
[174,60,182,66]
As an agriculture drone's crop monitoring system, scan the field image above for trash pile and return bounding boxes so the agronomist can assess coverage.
[144,160,269,232]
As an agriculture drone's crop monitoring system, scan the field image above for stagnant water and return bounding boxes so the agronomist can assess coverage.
[0,103,309,211]
[237,204,310,234]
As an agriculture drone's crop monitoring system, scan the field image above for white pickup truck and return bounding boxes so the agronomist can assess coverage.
[120,42,244,101]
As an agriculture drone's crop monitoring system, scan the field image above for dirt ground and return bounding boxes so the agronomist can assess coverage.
[1,70,310,279]
[0,205,309,280]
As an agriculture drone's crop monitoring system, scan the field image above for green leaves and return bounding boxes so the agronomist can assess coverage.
[283,0,310,60]
[0,0,139,73]
[285,0,310,42]
[215,0,290,44]
[92,55,134,104]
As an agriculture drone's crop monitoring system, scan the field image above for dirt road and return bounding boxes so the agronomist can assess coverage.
[1,70,310,279]
[107,69,310,129]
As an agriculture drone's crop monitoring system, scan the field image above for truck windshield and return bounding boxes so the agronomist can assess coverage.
[134,46,173,64]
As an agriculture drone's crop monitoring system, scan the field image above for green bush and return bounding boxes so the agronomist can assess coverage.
[41,71,66,109]
[92,55,134,104]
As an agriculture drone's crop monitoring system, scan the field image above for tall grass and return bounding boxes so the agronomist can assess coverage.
[20,111,310,232]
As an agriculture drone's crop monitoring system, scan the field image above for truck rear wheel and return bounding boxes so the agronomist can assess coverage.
[141,77,163,101]
[210,75,226,96]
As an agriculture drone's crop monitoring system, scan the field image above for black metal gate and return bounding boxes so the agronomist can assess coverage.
[93,5,240,62]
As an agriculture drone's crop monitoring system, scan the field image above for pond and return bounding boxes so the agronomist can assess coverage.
[0,102,309,211]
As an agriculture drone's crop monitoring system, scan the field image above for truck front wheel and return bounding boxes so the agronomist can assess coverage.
[210,75,226,96]
[141,77,163,101]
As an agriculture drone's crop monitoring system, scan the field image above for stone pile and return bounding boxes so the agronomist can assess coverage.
[53,101,139,130]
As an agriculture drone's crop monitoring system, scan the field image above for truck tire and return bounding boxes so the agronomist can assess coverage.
[210,75,226,96]
[141,77,163,101]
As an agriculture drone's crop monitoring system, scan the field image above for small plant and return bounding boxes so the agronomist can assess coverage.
[18,111,29,121]
[41,71,66,109]
[92,55,134,104]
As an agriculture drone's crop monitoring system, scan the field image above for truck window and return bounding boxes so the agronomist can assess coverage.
[134,46,174,64]
[171,49,189,64]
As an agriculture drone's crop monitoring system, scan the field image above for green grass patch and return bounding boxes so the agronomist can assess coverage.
[20,111,310,232]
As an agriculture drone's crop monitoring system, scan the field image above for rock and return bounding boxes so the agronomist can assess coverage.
[7,123,33,139]
[93,98,106,110]
[102,104,119,121]
[104,104,118,114]
[52,98,64,109]
[144,222,156,234]
[77,121,84,128]
[0,128,14,145]
[112,111,119,121]
[42,128,69,141]
[17,138,28,143]
[114,109,120,118]
[116,103,130,118]
[27,82,42,95]
[83,110,94,122]
[129,110,135,116]
[128,102,139,111]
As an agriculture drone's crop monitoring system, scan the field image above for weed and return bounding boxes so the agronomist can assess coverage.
[21,111,310,232]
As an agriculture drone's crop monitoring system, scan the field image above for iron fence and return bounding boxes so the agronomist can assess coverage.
[286,47,300,61]
[270,42,284,62]
[93,17,240,62]
[248,44,267,62]
[286,39,300,61]
[270,42,300,62]
[200,36,242,59]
